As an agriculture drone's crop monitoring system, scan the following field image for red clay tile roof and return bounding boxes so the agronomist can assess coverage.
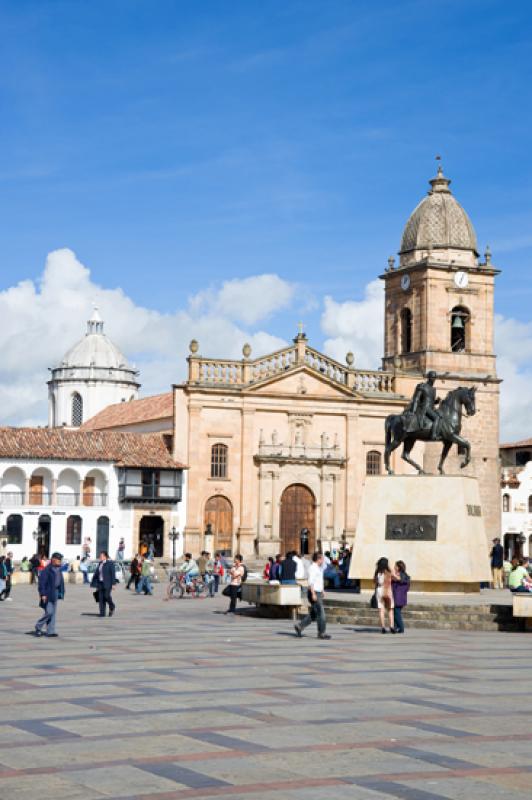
[81,392,173,431]
[500,438,532,449]
[0,427,185,469]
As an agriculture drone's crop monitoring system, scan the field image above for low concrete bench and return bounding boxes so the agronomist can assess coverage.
[512,593,532,631]
[241,581,303,619]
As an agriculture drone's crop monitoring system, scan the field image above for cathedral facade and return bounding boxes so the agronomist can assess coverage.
[172,167,500,558]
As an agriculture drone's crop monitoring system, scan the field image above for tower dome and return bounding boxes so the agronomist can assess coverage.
[47,308,140,428]
[400,167,478,258]
[61,308,132,371]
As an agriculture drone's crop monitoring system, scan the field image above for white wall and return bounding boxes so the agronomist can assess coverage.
[48,380,139,428]
[501,461,532,558]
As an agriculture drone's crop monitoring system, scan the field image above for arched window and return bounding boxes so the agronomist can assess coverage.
[450,306,470,353]
[400,308,412,354]
[366,450,382,475]
[66,514,82,545]
[71,393,83,427]
[6,514,23,544]
[502,494,510,513]
[211,443,228,479]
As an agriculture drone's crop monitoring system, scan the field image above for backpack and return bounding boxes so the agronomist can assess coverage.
[241,564,248,583]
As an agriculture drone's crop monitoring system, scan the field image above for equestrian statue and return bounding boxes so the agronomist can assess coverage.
[384,371,476,475]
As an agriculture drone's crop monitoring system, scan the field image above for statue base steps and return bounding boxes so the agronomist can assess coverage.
[350,475,491,593]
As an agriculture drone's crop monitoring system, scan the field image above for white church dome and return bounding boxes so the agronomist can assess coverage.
[48,308,140,428]
[61,309,131,370]
[400,167,478,256]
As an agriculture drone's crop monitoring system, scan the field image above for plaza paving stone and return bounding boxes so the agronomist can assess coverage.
[0,582,531,799]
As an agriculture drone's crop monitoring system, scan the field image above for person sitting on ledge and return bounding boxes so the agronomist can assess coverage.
[508,558,529,593]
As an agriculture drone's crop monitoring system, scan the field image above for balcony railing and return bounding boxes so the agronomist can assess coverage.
[56,492,80,506]
[256,442,346,464]
[0,491,25,506]
[0,491,108,507]
[119,483,182,503]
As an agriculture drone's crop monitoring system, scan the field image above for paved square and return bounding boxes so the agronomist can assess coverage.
[1,583,531,799]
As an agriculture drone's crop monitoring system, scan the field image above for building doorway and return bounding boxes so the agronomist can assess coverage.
[37,514,51,558]
[504,533,524,560]
[280,484,316,555]
[96,516,110,555]
[139,515,164,558]
[204,496,233,554]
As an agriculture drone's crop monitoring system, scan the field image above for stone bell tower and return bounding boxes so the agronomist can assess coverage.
[380,166,501,541]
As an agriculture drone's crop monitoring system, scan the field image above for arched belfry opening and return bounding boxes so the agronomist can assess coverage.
[400,308,412,354]
[450,306,470,353]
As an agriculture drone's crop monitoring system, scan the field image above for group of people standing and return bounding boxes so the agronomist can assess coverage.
[373,557,410,634]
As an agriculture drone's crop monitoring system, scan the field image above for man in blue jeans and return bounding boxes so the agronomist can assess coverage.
[31,552,65,638]
[294,552,331,640]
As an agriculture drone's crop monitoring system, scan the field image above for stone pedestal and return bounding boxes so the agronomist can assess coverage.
[350,475,491,592]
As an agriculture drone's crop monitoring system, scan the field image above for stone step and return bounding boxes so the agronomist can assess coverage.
[324,605,519,632]
[324,599,512,614]
[326,607,512,621]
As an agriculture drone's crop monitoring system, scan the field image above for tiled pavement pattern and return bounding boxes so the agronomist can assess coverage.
[0,584,531,800]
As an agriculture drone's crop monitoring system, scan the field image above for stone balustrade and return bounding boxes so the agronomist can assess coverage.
[188,339,396,395]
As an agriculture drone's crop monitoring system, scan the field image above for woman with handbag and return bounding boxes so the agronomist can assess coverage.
[223,554,244,614]
[374,557,395,634]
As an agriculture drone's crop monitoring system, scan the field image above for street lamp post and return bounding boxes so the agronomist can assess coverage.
[168,527,180,567]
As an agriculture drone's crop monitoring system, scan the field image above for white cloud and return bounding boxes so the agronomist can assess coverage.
[494,314,532,442]
[0,249,289,426]
[189,273,295,325]
[320,280,384,369]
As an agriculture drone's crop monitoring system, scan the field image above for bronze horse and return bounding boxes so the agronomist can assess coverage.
[384,386,476,475]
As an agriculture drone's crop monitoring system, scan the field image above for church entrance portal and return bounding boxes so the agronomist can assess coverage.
[139,515,164,558]
[204,496,233,555]
[280,484,316,555]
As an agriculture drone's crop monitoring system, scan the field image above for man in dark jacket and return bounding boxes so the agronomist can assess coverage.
[490,538,504,589]
[280,552,297,584]
[91,551,116,617]
[32,552,65,637]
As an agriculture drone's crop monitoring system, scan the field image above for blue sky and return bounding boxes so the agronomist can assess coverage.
[1,0,532,435]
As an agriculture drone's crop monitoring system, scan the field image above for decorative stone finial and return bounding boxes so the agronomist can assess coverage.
[242,342,252,359]
[429,157,451,194]
[484,244,492,265]
[387,256,395,272]
[189,339,199,354]
[346,352,354,367]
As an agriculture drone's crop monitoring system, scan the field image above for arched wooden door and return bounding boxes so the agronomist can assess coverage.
[280,484,316,555]
[204,496,233,554]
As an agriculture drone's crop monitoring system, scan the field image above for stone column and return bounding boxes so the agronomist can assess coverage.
[237,407,256,557]
[271,469,281,549]
[51,478,57,506]
[183,404,202,554]
[344,412,359,540]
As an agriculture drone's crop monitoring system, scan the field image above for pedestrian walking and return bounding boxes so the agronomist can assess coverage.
[392,560,410,633]
[224,554,244,614]
[1,552,14,601]
[116,537,125,562]
[136,557,153,595]
[126,554,141,590]
[294,552,331,640]
[30,552,65,638]
[91,551,116,617]
[212,553,224,593]
[490,538,504,589]
[29,553,40,585]
[80,555,90,584]
[0,556,7,601]
[374,557,395,634]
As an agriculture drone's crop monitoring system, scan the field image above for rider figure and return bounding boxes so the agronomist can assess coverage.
[180,553,199,586]
[409,371,441,440]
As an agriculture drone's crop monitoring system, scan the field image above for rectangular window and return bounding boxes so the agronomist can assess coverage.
[211,444,228,478]
[66,515,82,545]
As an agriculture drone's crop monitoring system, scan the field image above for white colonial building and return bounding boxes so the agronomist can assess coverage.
[48,308,140,428]
[0,428,186,562]
[500,438,532,559]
